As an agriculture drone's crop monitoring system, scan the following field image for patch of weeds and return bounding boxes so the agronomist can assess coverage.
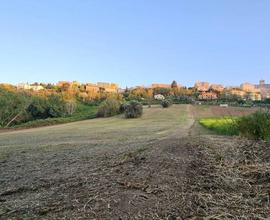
[199,117,239,136]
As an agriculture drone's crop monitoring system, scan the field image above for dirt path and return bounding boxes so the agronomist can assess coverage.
[1,105,269,219]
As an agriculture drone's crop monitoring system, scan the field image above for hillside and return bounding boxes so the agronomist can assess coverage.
[0,105,269,219]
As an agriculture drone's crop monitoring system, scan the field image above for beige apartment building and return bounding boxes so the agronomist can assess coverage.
[210,84,225,92]
[198,92,218,100]
[97,82,118,93]
[85,82,119,93]
[194,82,210,92]
[85,83,100,93]
[248,92,262,101]
[240,83,256,92]
[230,88,246,97]
[17,83,44,91]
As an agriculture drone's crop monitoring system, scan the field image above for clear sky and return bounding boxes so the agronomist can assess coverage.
[0,0,270,87]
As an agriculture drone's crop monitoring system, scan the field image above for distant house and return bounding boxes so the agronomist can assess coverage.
[154,94,165,100]
[97,82,118,93]
[248,92,262,101]
[229,89,246,98]
[17,83,32,90]
[85,83,100,93]
[210,84,224,92]
[240,83,257,93]
[198,92,217,100]
[31,85,44,91]
[17,83,44,91]
[57,81,72,87]
[194,82,210,92]
[117,88,126,94]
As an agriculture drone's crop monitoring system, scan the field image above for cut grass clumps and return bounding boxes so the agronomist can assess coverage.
[199,117,239,136]
[124,100,143,118]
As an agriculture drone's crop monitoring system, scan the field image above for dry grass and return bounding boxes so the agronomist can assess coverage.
[182,136,270,219]
[0,105,188,153]
[192,105,259,119]
[0,104,269,219]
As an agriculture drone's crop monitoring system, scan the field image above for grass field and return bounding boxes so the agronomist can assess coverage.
[0,105,189,162]
[0,104,269,219]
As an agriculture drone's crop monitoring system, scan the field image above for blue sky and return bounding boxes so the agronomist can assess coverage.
[0,0,270,87]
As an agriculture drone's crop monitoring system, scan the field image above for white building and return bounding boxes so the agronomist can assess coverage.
[17,83,44,91]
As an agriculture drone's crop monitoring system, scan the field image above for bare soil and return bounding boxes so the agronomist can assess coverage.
[0,105,269,219]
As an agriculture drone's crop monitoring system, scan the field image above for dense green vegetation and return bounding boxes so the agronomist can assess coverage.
[161,99,172,108]
[96,98,121,117]
[238,111,270,140]
[124,100,143,118]
[15,103,97,128]
[0,88,97,128]
[200,111,270,140]
[199,117,239,136]
[0,88,30,127]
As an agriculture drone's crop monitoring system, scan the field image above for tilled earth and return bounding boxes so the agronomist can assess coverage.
[0,105,269,219]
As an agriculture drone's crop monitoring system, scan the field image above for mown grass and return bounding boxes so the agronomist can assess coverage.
[14,103,98,128]
[0,105,189,153]
[199,117,239,136]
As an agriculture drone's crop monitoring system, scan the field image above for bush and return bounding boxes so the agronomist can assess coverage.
[27,95,65,119]
[27,97,48,119]
[124,100,143,118]
[65,101,77,116]
[161,99,172,108]
[237,111,270,140]
[119,103,126,113]
[47,95,66,117]
[96,98,121,117]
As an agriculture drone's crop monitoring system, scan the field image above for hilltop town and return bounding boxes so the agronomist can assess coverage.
[13,79,270,102]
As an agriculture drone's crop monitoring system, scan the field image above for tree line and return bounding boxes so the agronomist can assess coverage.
[0,87,74,127]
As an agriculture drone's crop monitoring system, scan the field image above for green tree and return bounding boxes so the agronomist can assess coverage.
[0,89,30,127]
[171,80,178,89]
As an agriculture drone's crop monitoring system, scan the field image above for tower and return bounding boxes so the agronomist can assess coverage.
[259,80,265,88]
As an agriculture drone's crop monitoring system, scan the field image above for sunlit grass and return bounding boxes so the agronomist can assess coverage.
[199,117,239,136]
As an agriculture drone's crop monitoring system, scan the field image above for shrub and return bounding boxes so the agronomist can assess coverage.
[27,95,65,119]
[119,103,127,113]
[47,95,66,118]
[124,100,143,118]
[97,98,121,117]
[27,96,48,119]
[65,101,77,116]
[161,99,172,108]
[237,111,270,140]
